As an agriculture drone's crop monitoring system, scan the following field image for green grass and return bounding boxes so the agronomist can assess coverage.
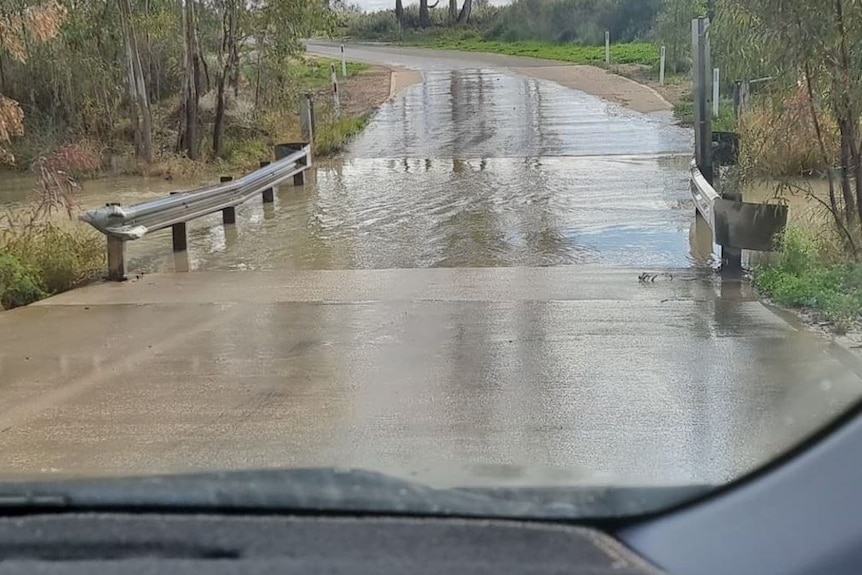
[292,58,370,91]
[314,113,370,157]
[409,35,659,66]
[0,223,105,310]
[0,252,46,310]
[674,93,737,131]
[755,228,862,333]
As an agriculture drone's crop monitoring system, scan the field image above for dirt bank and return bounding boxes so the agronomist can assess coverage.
[512,64,673,114]
[330,65,422,118]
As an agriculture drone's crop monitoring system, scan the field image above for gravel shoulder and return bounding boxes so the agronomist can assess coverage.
[331,65,422,118]
[511,64,673,114]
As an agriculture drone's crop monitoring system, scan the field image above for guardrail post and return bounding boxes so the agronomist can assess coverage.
[293,146,308,186]
[172,222,187,252]
[260,161,274,203]
[106,236,127,281]
[168,191,188,252]
[220,176,236,224]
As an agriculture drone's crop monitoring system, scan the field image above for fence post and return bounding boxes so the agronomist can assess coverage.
[713,68,720,118]
[260,161,274,203]
[331,63,340,118]
[605,31,610,64]
[341,44,347,78]
[659,45,666,86]
[300,92,315,144]
[107,235,127,281]
[220,176,236,224]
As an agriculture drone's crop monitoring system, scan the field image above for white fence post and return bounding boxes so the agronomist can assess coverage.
[713,68,720,118]
[301,92,315,144]
[605,31,610,64]
[331,63,340,118]
[659,45,666,85]
[340,44,347,78]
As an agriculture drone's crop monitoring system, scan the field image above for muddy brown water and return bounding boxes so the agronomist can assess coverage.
[2,68,704,272]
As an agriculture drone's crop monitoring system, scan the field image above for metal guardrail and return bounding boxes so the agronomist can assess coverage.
[690,159,718,241]
[690,159,788,260]
[82,143,311,280]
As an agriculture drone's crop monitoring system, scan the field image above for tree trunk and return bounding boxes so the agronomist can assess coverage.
[419,0,430,28]
[118,0,153,163]
[178,0,200,160]
[838,121,857,225]
[213,74,227,158]
[213,0,239,158]
[395,0,403,27]
[448,0,457,22]
[457,0,472,24]
[832,0,861,227]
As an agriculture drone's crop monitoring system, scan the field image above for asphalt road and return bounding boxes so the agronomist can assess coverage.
[1,45,860,493]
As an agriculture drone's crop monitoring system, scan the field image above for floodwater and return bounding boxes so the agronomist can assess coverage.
[1,67,700,272]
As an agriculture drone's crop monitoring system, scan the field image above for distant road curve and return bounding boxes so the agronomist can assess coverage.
[305,40,672,114]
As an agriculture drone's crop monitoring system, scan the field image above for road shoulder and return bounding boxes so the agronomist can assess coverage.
[511,64,672,114]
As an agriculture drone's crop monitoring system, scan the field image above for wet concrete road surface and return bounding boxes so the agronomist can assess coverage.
[1,46,861,493]
[2,269,861,487]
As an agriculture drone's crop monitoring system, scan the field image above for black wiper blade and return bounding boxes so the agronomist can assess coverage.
[0,469,714,520]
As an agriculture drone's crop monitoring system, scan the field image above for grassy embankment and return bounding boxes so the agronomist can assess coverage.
[755,228,862,334]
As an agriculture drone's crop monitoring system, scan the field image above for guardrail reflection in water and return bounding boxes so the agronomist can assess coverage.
[82,143,311,280]
[689,159,788,269]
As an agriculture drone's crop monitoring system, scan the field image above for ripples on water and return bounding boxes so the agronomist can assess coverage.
[126,155,702,273]
[4,68,708,272]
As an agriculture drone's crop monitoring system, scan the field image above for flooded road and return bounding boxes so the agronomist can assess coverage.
[2,48,694,271]
[56,62,696,272]
[0,45,860,496]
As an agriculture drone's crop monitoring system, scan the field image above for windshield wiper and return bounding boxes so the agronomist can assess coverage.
[0,469,713,520]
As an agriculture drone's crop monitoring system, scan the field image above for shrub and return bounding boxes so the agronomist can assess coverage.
[0,252,46,310]
[3,223,105,295]
[755,228,862,331]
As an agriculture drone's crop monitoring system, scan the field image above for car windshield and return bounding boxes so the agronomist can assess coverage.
[1,0,861,519]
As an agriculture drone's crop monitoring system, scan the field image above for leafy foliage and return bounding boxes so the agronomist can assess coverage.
[0,165,105,306]
[756,228,862,332]
[344,0,661,46]
[0,253,46,310]
[0,0,67,162]
[1,0,337,167]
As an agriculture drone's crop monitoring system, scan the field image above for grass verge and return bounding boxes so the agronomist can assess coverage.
[408,34,659,66]
[313,112,370,157]
[0,224,105,310]
[754,228,862,334]
[0,169,106,310]
[673,93,737,131]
